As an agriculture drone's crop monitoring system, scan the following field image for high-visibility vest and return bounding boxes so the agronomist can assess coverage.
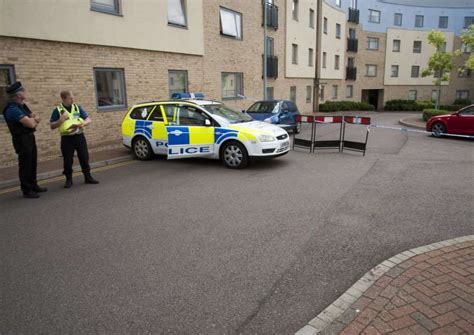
[57,104,84,135]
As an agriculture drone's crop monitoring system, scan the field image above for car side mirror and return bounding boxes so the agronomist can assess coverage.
[241,109,246,113]
[204,119,212,126]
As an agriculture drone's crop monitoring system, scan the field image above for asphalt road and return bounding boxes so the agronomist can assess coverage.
[1,113,473,334]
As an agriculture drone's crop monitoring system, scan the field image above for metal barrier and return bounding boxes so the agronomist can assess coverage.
[341,116,371,156]
[313,116,344,152]
[293,115,315,153]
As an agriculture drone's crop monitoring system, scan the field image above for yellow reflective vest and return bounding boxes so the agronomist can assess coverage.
[57,104,84,135]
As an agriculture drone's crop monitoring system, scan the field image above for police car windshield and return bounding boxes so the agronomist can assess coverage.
[203,104,253,123]
[247,101,278,113]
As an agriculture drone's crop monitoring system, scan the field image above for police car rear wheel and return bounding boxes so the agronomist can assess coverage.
[221,141,249,169]
[133,137,152,160]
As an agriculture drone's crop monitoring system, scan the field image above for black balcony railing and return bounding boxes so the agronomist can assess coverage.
[347,38,358,52]
[263,2,278,30]
[348,8,360,24]
[346,67,357,80]
[263,55,278,78]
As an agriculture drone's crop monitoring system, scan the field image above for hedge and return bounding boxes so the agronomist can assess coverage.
[384,100,435,111]
[422,109,450,122]
[453,98,471,105]
[319,101,375,112]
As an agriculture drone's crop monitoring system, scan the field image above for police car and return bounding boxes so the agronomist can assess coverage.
[121,93,290,169]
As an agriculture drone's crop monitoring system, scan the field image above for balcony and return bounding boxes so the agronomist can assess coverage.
[347,38,358,52]
[263,2,278,30]
[348,8,359,24]
[263,55,278,79]
[346,67,357,80]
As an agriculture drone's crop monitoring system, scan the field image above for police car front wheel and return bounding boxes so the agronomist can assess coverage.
[221,141,249,169]
[133,137,153,160]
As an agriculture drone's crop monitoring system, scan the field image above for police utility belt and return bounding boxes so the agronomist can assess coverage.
[57,104,84,136]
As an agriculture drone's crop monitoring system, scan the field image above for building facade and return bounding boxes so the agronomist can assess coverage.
[0,0,473,166]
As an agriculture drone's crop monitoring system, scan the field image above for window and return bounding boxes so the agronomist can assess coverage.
[308,48,314,67]
[322,52,327,68]
[266,87,274,100]
[220,7,242,39]
[391,65,399,77]
[459,106,474,115]
[346,85,353,98]
[408,90,417,101]
[336,23,341,39]
[456,90,470,100]
[367,37,379,50]
[458,67,472,78]
[306,85,312,103]
[332,85,338,99]
[323,17,328,34]
[265,37,274,56]
[348,57,355,68]
[0,65,16,121]
[394,13,402,26]
[438,16,448,29]
[290,86,296,103]
[431,90,438,103]
[413,41,422,53]
[411,66,420,78]
[465,17,474,28]
[349,28,356,39]
[461,43,472,53]
[130,106,154,120]
[164,105,209,126]
[168,0,186,26]
[320,85,325,101]
[292,0,298,21]
[148,106,165,122]
[309,9,315,28]
[335,55,340,70]
[369,9,380,23]
[366,64,377,77]
[221,72,243,99]
[336,0,341,7]
[90,0,120,15]
[350,0,358,9]
[415,15,424,28]
[292,44,298,64]
[94,68,126,110]
[168,70,188,97]
[393,39,401,52]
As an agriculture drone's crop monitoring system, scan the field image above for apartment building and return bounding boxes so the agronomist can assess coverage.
[0,0,473,166]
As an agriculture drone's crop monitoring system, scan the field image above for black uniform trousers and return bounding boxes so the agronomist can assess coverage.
[60,133,91,179]
[12,133,38,194]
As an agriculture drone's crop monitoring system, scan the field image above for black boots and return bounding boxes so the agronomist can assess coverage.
[64,179,73,188]
[23,191,40,199]
[84,173,99,185]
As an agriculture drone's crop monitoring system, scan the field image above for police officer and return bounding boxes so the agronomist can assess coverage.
[3,82,47,198]
[50,91,99,188]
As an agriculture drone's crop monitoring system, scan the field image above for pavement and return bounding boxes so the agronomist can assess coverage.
[399,115,426,130]
[1,112,473,334]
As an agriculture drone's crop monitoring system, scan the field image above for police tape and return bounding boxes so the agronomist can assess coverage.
[367,124,474,139]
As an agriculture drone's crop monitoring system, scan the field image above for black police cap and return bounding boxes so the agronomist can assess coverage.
[5,81,25,94]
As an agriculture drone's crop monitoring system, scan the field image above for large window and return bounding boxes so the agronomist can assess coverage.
[391,65,399,77]
[366,64,377,77]
[413,41,422,53]
[292,44,298,64]
[308,48,314,67]
[306,86,312,103]
[368,9,380,23]
[346,85,353,98]
[335,23,341,39]
[168,70,188,97]
[408,90,417,101]
[90,0,120,15]
[334,55,340,70]
[0,65,16,122]
[322,52,327,68]
[438,16,448,29]
[94,68,126,110]
[292,0,299,21]
[456,90,470,100]
[394,13,402,26]
[221,72,243,99]
[411,66,420,78]
[309,9,315,28]
[415,15,424,28]
[168,0,186,27]
[464,17,474,28]
[290,86,297,103]
[393,39,401,52]
[367,37,379,50]
[220,7,242,39]
[332,85,338,99]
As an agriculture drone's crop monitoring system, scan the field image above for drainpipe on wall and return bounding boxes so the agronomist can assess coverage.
[313,0,323,114]
[263,0,268,100]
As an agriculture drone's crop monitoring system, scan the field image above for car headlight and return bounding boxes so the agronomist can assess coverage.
[263,117,273,123]
[258,134,276,142]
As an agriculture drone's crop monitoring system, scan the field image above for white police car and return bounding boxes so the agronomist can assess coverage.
[121,93,290,169]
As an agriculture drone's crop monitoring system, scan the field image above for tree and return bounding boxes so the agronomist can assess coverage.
[460,24,474,70]
[421,31,453,110]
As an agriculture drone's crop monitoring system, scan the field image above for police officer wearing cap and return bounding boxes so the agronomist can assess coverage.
[50,91,99,188]
[2,82,47,198]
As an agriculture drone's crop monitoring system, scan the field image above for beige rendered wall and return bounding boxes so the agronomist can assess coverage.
[285,0,317,78]
[320,1,346,80]
[0,0,204,55]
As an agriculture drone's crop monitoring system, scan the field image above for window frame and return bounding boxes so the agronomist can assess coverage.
[292,44,298,64]
[221,72,244,100]
[292,0,299,21]
[332,85,338,99]
[366,64,377,77]
[346,85,353,98]
[0,64,16,122]
[408,90,418,101]
[394,13,403,26]
[219,7,243,40]
[93,67,127,112]
[415,15,424,28]
[413,41,422,53]
[309,9,315,28]
[368,9,381,24]
[367,37,379,51]
[290,86,297,103]
[456,90,470,100]
[168,0,187,28]
[438,16,448,29]
[323,17,328,34]
[464,17,474,29]
[322,52,327,69]
[411,65,420,78]
[306,85,312,103]
[391,65,399,78]
[168,70,189,98]
[308,48,314,67]
[334,55,340,70]
[335,23,341,39]
[90,0,122,16]
[393,39,401,52]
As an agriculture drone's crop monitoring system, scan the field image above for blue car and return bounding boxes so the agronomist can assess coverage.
[245,100,301,134]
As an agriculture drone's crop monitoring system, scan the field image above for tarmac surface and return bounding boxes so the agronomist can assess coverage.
[1,112,473,334]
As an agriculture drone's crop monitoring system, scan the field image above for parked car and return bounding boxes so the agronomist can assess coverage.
[426,104,474,138]
[245,100,301,134]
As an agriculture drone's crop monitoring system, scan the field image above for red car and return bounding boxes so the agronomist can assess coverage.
[426,104,474,137]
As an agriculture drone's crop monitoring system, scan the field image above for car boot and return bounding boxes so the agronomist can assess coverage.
[84,173,99,184]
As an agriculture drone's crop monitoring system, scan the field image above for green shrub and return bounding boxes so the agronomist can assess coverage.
[439,104,465,111]
[319,101,375,112]
[422,109,450,122]
[453,98,471,105]
[384,99,435,111]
